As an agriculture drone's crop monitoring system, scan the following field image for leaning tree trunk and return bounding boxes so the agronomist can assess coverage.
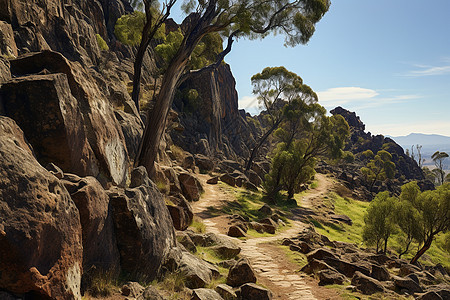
[410,235,433,265]
[136,53,189,176]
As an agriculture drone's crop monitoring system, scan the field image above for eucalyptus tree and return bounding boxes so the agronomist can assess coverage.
[132,0,331,175]
[245,66,318,171]
[432,151,449,185]
[360,150,396,193]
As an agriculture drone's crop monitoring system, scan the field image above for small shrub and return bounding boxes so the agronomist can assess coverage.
[95,34,109,51]
[169,145,185,162]
[156,180,169,195]
[190,217,206,233]
[84,269,117,297]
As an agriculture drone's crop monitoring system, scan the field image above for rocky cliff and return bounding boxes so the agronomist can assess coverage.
[327,107,433,199]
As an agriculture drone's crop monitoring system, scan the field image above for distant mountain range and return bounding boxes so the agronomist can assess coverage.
[388,133,450,147]
[388,133,450,171]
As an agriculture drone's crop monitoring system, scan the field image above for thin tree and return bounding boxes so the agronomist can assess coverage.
[432,151,448,185]
[245,66,317,171]
[410,183,450,264]
[133,0,331,175]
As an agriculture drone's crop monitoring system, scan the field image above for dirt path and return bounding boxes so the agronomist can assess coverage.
[194,174,340,300]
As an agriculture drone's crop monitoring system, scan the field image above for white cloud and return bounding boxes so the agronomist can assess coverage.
[317,87,378,107]
[238,95,259,110]
[405,65,450,77]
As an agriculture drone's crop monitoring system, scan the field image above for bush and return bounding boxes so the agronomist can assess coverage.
[95,34,109,51]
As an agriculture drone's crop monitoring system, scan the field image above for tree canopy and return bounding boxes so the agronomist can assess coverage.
[130,0,331,175]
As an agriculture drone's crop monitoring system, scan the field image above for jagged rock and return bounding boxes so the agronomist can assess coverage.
[46,162,64,179]
[137,286,165,300]
[10,51,130,186]
[167,194,194,231]
[399,263,422,276]
[258,204,273,215]
[424,285,450,299]
[367,254,392,265]
[195,154,215,172]
[217,259,238,269]
[227,225,246,237]
[323,257,371,278]
[0,116,83,299]
[121,281,145,297]
[247,170,262,187]
[215,284,237,300]
[371,264,390,281]
[244,181,258,191]
[0,57,10,85]
[179,252,220,289]
[108,167,176,281]
[162,166,183,195]
[282,238,295,246]
[114,110,144,162]
[239,283,272,300]
[220,173,236,187]
[0,21,18,58]
[179,172,204,201]
[351,271,385,295]
[207,176,219,184]
[307,248,338,262]
[211,239,241,259]
[248,221,265,233]
[301,259,339,275]
[226,258,256,287]
[183,152,195,170]
[1,73,99,178]
[318,269,346,285]
[176,231,197,253]
[62,176,120,274]
[418,291,443,300]
[393,275,423,293]
[192,288,224,300]
[289,241,312,254]
[330,214,353,225]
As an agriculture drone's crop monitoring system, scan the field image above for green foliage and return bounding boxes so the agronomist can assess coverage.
[264,111,349,200]
[362,191,397,253]
[115,11,147,46]
[95,34,109,51]
[432,151,449,185]
[360,150,396,192]
[342,151,355,163]
[361,149,374,159]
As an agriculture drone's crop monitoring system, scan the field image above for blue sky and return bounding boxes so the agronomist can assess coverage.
[171,1,450,137]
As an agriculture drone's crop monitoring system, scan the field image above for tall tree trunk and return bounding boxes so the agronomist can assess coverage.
[136,53,189,175]
[245,120,281,171]
[410,235,433,265]
[398,239,412,259]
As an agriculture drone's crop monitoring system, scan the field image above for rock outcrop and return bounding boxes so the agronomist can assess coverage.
[108,167,176,282]
[0,116,83,299]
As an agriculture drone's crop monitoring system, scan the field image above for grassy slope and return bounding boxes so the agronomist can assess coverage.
[312,193,449,270]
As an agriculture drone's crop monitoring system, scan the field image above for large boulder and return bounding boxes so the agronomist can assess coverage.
[108,167,176,281]
[351,271,385,295]
[179,252,220,289]
[318,269,346,286]
[167,194,194,231]
[0,117,83,299]
[62,175,120,273]
[178,172,204,201]
[393,275,423,293]
[226,258,256,287]
[239,283,272,300]
[192,288,224,300]
[9,51,129,186]
[1,73,98,178]
[114,109,144,163]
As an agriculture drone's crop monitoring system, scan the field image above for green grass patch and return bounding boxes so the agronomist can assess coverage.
[279,244,308,269]
[189,217,206,233]
[312,192,450,270]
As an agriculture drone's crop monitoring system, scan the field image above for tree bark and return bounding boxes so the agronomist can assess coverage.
[410,235,433,265]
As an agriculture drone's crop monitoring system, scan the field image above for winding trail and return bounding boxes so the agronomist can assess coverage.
[193,174,339,300]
